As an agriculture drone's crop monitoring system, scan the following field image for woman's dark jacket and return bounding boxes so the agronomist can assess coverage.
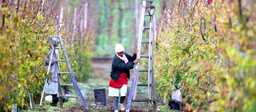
[110,53,137,80]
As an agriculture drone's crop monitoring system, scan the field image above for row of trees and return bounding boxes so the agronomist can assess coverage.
[155,0,256,111]
[0,0,55,110]
[0,0,162,110]
[94,0,136,56]
[0,0,92,111]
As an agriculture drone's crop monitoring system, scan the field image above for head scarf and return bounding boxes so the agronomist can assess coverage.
[115,44,128,63]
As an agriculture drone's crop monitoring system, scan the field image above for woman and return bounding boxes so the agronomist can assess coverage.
[44,37,60,106]
[109,43,138,112]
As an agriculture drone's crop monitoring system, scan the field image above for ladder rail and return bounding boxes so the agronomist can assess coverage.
[151,15,157,101]
[58,36,88,111]
[39,46,55,106]
[147,19,153,100]
[126,66,139,111]
[126,0,147,111]
[133,0,147,100]
[148,14,157,100]
[126,0,157,111]
[55,47,65,108]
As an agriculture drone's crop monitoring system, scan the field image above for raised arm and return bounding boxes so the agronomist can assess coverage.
[126,53,137,62]
[112,59,135,71]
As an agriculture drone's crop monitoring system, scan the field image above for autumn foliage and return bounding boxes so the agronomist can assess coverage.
[0,0,92,111]
[155,0,256,111]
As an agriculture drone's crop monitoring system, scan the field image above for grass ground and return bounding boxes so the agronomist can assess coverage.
[24,59,170,112]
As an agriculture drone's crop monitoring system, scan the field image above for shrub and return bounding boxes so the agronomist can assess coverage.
[155,0,256,111]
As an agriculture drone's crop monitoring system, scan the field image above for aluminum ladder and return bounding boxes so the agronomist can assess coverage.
[126,0,157,111]
[39,36,88,111]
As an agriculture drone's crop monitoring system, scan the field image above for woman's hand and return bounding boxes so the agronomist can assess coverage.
[134,49,139,55]
[133,58,140,64]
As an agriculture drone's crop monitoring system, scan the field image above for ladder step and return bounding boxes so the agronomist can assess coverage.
[137,84,148,86]
[144,27,150,30]
[139,70,148,72]
[59,72,70,74]
[146,5,155,9]
[68,95,78,98]
[145,14,151,16]
[58,60,66,62]
[146,0,153,4]
[141,55,149,58]
[60,95,78,99]
[141,41,150,44]
[132,98,150,102]
[61,83,73,87]
[145,12,153,16]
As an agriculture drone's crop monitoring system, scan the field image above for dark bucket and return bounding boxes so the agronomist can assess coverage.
[93,88,107,106]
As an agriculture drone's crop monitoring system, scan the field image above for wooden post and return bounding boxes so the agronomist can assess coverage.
[57,7,63,35]
[136,1,146,59]
[133,0,139,52]
[71,8,77,49]
[83,1,88,31]
[126,1,146,111]
[80,1,88,50]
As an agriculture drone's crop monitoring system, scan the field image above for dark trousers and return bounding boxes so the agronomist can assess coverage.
[168,100,182,110]
[51,94,58,106]
[113,96,125,110]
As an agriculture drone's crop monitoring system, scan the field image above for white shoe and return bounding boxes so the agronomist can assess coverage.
[120,104,125,111]
[114,110,119,112]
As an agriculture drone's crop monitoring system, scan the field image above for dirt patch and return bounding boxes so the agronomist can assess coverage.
[91,57,112,80]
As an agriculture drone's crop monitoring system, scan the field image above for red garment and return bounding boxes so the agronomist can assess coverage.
[208,0,213,4]
[109,72,128,88]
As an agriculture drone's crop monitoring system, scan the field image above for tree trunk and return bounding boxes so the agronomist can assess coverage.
[108,0,115,45]
[22,1,27,19]
[57,7,64,34]
[83,0,88,31]
[81,0,88,50]
[118,2,123,42]
[71,8,77,49]
[16,0,20,13]
[40,0,45,12]
[1,0,6,30]
[237,0,244,24]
